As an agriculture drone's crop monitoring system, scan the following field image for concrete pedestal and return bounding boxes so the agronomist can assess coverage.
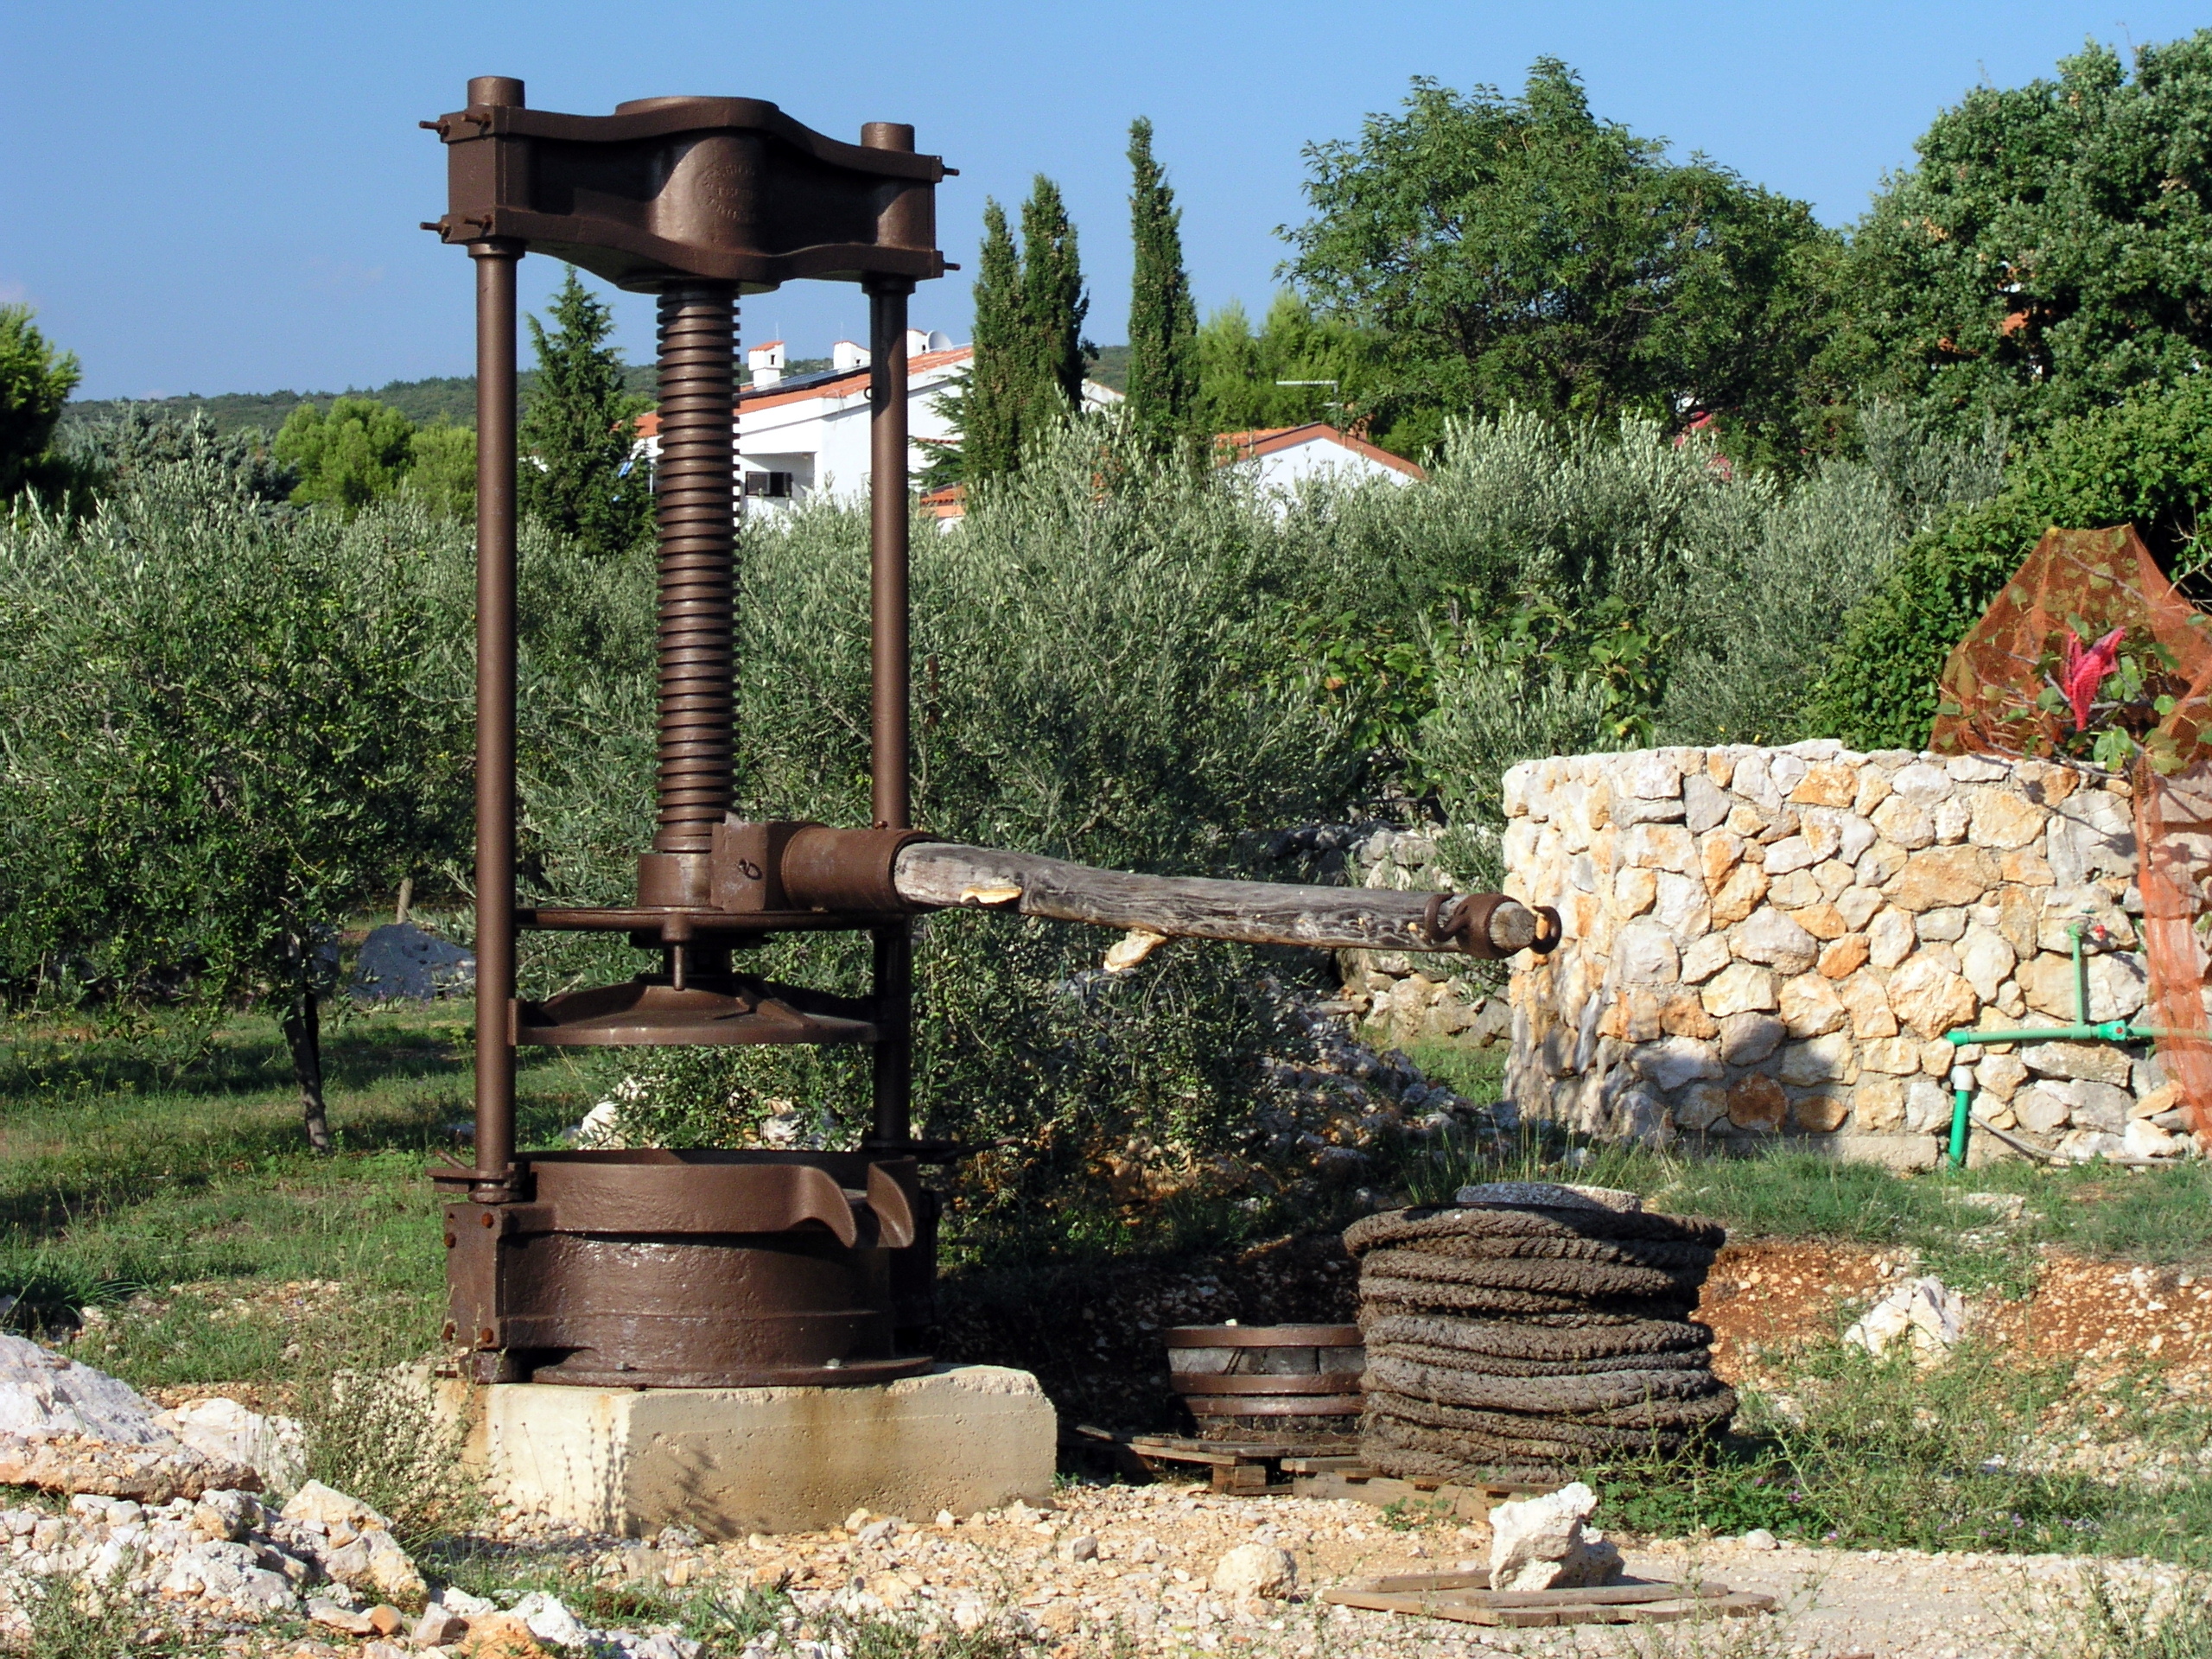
[460,1364,1056,1537]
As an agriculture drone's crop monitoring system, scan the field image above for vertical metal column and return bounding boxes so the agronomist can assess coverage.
[467,77,525,1205]
[863,122,918,1149]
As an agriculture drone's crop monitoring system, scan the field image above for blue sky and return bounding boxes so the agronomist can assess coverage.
[6,2,2207,401]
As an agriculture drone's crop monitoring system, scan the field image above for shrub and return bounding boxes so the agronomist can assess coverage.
[1808,377,2212,751]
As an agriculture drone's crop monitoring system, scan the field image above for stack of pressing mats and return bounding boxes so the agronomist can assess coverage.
[1346,1181,1734,1481]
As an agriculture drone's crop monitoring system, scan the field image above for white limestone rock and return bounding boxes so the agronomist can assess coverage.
[1211,1542,1298,1599]
[0,1335,257,1499]
[1488,1481,1623,1592]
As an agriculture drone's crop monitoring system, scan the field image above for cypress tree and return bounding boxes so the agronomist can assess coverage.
[1020,175,1090,414]
[518,268,652,556]
[1124,118,1199,454]
[957,200,1027,484]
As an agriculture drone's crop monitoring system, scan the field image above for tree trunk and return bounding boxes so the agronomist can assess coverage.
[283,988,332,1153]
[890,842,1546,957]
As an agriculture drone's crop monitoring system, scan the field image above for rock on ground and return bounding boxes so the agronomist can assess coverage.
[1211,1541,1297,1599]
[1487,1480,1624,1592]
[0,1333,257,1498]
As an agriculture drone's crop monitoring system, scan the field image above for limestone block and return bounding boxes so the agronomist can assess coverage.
[1853,1077,1905,1131]
[1979,1096,2017,1130]
[1932,797,1972,843]
[1837,887,1884,932]
[1681,933,1732,985]
[1709,863,1770,925]
[1615,924,1681,986]
[1862,1035,1924,1075]
[1611,794,1687,826]
[1790,903,1848,941]
[1891,763,1955,804]
[1820,935,1872,979]
[1836,972,1900,1039]
[1764,835,1821,875]
[2020,1042,2133,1087]
[1921,1039,1957,1076]
[1652,872,1711,937]
[1958,926,2016,1003]
[1769,869,1823,909]
[0,1337,258,1500]
[2036,889,2134,952]
[1706,752,1739,787]
[1755,809,1803,847]
[1488,1482,1621,1593]
[1503,765,1535,819]
[1871,795,1935,850]
[1660,992,1719,1039]
[1726,802,1771,838]
[1719,1012,1786,1065]
[1623,753,1683,800]
[1916,907,1967,943]
[1856,839,1909,888]
[1675,1084,1729,1131]
[1827,811,1878,865]
[1789,762,1857,807]
[1968,788,2046,849]
[1778,974,1847,1039]
[472,1365,1056,1538]
[1778,1033,1857,1087]
[1701,963,1777,1016]
[1886,846,1999,912]
[2018,950,2147,1020]
[2131,1082,2183,1121]
[1885,954,1978,1041]
[2048,807,2136,887]
[1976,1053,2028,1099]
[2058,1079,2133,1133]
[1622,823,1697,874]
[1947,753,2010,783]
[1614,867,1657,917]
[2014,1085,2071,1135]
[1853,767,1894,816]
[2126,1120,2185,1159]
[1700,830,1745,887]
[1733,908,1821,976]
[1904,1077,1952,1133]
[1214,1543,1298,1599]
[1726,1073,1789,1132]
[1683,773,1732,834]
[1814,858,1857,900]
[1769,753,1809,797]
[1790,1090,1850,1133]
[1732,753,1780,810]
[1569,853,1600,893]
[2000,847,2056,887]
[1632,1036,1724,1091]
[1918,941,1962,976]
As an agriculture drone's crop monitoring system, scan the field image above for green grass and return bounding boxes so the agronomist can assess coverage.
[0,1002,599,1387]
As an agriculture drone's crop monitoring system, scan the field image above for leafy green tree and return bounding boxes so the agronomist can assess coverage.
[405,420,477,519]
[1198,293,1390,442]
[72,407,295,505]
[1808,378,2212,749]
[0,306,81,505]
[273,396,416,518]
[519,269,651,556]
[1281,62,1834,455]
[1020,175,1090,413]
[0,469,471,1147]
[1828,33,2212,442]
[1125,118,1199,455]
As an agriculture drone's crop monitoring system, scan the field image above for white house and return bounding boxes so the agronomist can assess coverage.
[632,329,1121,514]
[1215,423,1424,491]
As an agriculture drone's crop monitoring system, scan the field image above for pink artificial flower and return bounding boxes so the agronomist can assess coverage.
[2060,626,2126,733]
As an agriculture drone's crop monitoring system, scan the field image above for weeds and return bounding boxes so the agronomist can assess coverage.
[5,1567,202,1658]
[2013,1566,2212,1658]
[295,1362,483,1551]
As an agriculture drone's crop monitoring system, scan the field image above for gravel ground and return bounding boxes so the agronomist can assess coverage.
[431,1479,2181,1659]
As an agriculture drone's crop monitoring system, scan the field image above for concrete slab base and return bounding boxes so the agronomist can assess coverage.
[457,1364,1057,1538]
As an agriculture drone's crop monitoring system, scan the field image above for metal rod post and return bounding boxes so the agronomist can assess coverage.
[866,259,915,1149]
[468,214,523,1202]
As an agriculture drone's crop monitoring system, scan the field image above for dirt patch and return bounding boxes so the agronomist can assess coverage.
[1699,1241,1901,1376]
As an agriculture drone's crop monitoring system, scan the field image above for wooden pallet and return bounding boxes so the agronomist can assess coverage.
[1280,1456,1542,1520]
[1065,1425,1354,1493]
[1324,1572,1775,1628]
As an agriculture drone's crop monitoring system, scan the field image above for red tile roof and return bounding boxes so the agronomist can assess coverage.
[1214,423,1425,480]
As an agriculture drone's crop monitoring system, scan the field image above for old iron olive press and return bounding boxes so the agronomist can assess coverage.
[425,78,1556,1390]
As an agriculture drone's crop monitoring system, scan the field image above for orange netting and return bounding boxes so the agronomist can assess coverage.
[1930,524,2212,1144]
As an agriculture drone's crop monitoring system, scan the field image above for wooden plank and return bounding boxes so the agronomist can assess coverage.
[1277,1455,1366,1474]
[893,842,1541,955]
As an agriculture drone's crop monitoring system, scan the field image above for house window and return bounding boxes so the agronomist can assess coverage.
[742,471,795,499]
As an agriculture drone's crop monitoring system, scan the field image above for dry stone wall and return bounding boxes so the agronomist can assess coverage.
[1497,742,2196,1164]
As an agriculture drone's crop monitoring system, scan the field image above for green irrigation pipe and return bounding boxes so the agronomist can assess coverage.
[1937,923,2190,1168]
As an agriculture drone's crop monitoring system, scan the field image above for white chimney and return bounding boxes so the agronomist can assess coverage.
[747,340,786,389]
[905,327,931,358]
[832,340,870,372]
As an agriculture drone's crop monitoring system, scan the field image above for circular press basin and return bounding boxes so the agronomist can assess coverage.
[442,1149,936,1388]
